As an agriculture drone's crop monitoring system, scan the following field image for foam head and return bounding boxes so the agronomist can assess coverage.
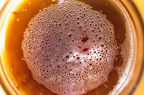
[22,0,117,95]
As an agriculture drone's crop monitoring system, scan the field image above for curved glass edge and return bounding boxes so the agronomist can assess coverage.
[0,1,21,95]
[128,1,144,94]
[118,0,144,95]
[0,1,12,95]
[133,0,144,21]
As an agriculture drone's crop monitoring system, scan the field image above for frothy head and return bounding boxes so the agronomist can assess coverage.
[22,0,117,95]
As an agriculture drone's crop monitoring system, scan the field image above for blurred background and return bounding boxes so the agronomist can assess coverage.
[131,0,144,95]
[0,0,143,95]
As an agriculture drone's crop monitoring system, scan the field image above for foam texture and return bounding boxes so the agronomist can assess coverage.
[22,0,117,95]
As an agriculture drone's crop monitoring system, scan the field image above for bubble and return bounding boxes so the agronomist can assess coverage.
[22,0,118,95]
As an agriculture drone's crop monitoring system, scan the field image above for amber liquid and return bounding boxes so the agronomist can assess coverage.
[4,0,127,95]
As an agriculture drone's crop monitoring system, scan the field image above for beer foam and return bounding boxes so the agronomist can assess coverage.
[22,0,117,95]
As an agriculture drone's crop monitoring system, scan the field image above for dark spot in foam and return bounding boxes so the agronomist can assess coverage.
[101,44,104,47]
[65,55,69,59]
[77,57,80,60]
[99,37,102,40]
[81,36,89,43]
[82,48,89,52]
[78,46,82,49]
[57,65,60,68]
[68,34,72,37]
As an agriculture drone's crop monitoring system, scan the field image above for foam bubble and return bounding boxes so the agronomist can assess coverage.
[22,0,117,95]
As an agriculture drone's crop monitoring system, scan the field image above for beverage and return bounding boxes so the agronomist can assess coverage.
[3,0,133,95]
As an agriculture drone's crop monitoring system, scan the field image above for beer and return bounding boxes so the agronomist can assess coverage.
[4,0,133,95]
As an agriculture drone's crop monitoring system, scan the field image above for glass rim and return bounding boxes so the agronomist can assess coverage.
[123,0,144,94]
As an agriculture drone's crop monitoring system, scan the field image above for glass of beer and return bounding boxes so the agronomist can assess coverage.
[0,0,143,95]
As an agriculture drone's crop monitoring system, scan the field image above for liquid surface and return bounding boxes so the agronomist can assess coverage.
[4,0,130,95]
[22,0,117,95]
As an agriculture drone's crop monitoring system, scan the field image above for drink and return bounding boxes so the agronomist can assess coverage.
[4,0,133,95]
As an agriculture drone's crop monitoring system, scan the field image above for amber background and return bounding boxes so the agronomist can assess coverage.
[133,0,144,95]
[0,0,144,95]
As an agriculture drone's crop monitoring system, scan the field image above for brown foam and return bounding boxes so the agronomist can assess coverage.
[22,0,118,95]
[117,29,131,77]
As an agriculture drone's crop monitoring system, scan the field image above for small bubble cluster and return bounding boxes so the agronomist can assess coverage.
[22,0,118,95]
